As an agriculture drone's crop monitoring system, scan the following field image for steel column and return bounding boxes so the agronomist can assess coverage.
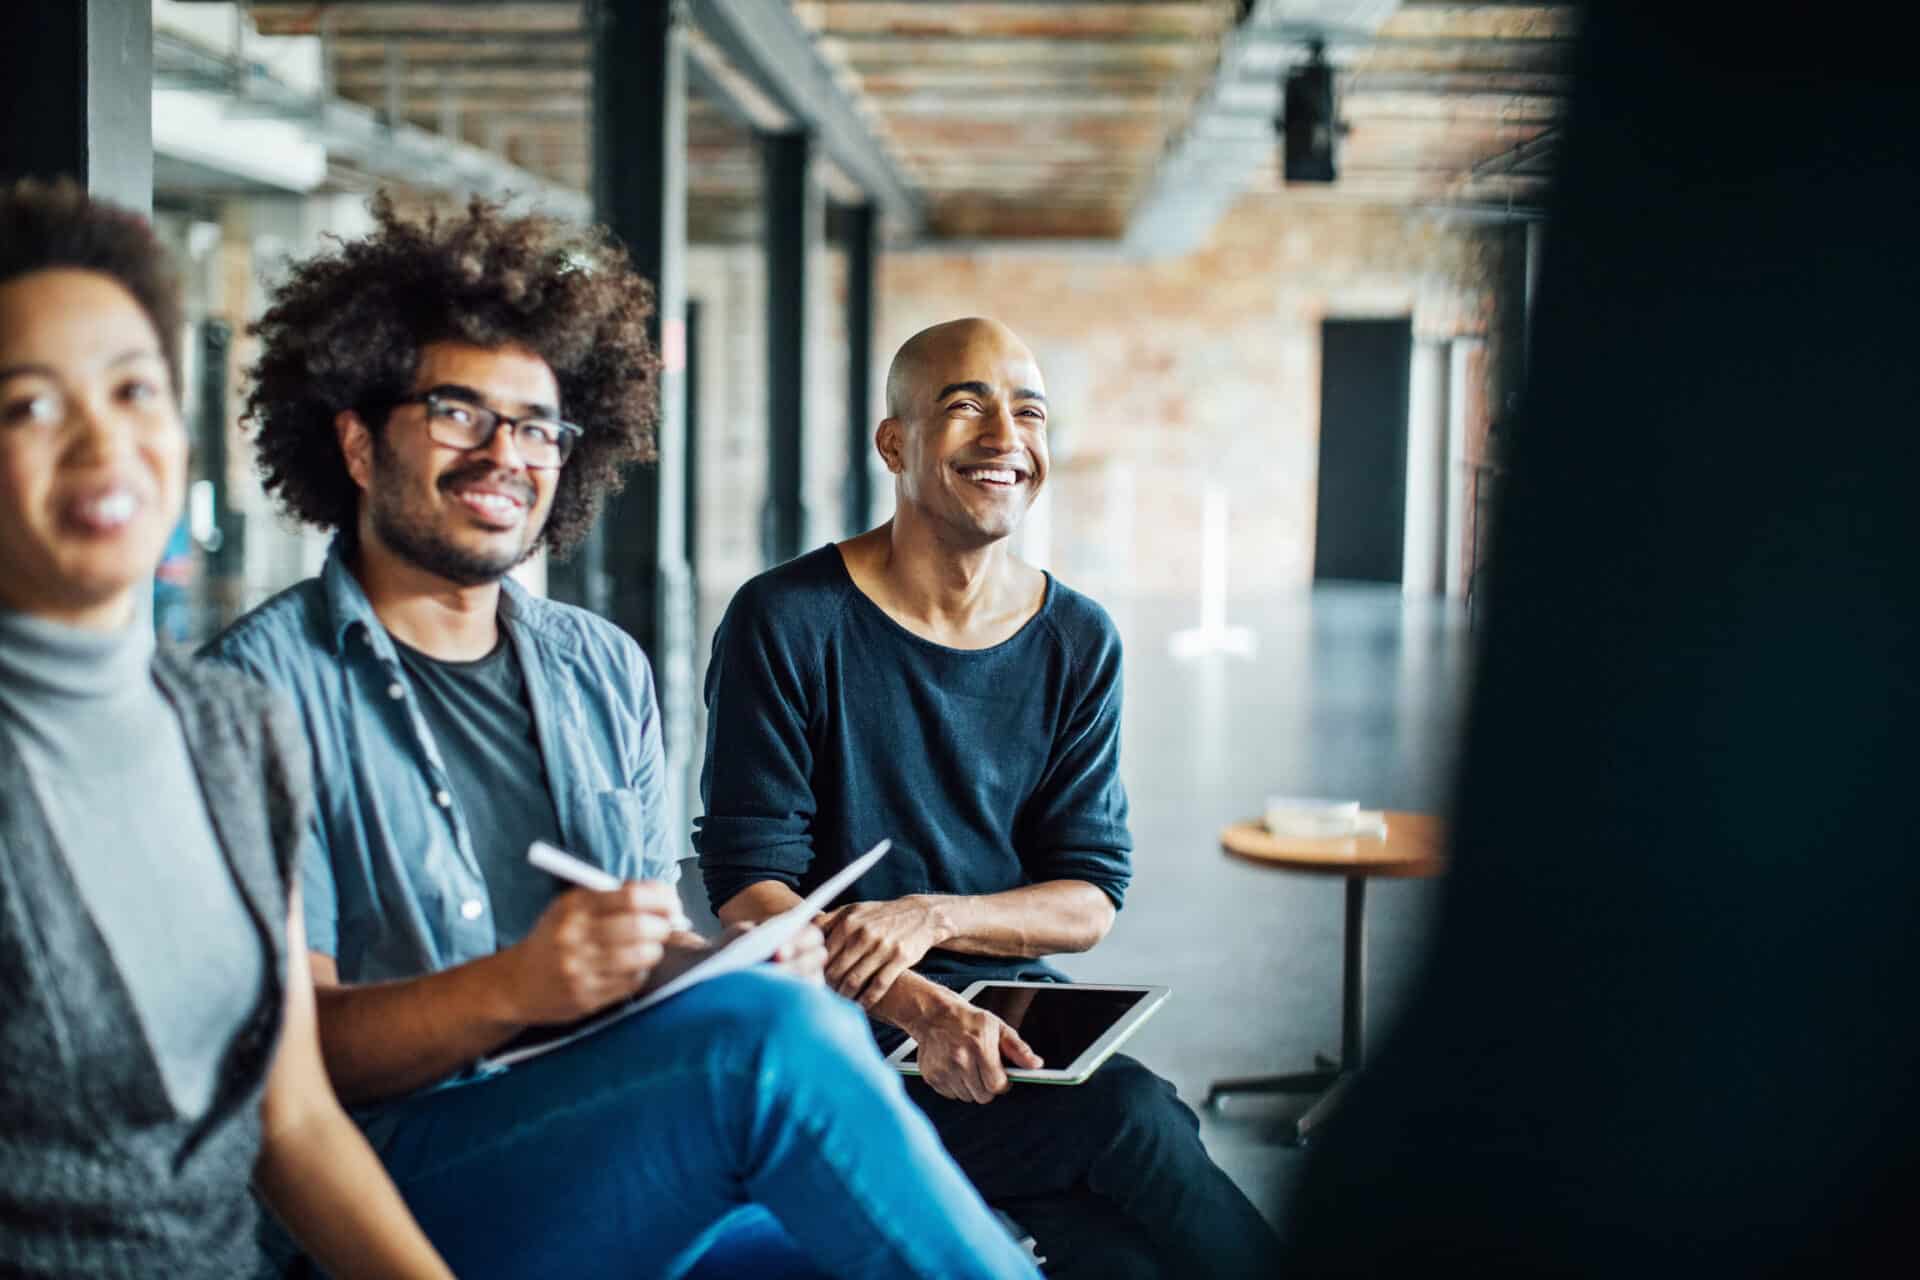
[683,298,702,581]
[762,130,816,565]
[0,0,153,212]
[841,202,878,535]
[566,0,694,842]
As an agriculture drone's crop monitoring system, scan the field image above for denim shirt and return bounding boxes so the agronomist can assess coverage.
[200,542,672,985]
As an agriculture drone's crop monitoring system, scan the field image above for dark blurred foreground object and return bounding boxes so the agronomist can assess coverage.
[1288,5,1920,1274]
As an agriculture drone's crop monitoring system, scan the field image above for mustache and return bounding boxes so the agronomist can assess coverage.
[438,462,535,506]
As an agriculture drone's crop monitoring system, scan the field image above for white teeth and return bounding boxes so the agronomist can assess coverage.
[963,468,1018,485]
[79,491,137,525]
[459,491,523,520]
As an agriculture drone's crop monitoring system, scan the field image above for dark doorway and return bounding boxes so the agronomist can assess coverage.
[1314,318,1412,584]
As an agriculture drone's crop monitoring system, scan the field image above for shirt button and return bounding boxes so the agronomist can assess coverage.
[387,682,405,700]
[460,899,485,921]
[434,789,453,808]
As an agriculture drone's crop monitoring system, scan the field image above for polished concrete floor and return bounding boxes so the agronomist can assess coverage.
[1056,585,1475,1231]
[685,582,1476,1238]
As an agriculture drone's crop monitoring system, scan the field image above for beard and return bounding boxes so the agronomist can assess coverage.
[367,434,539,587]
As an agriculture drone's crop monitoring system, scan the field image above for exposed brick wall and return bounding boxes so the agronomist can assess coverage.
[685,194,1515,613]
[878,196,1516,597]
[686,246,769,590]
[687,241,857,592]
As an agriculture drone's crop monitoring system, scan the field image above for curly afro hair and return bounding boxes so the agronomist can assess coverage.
[0,177,184,396]
[246,192,659,557]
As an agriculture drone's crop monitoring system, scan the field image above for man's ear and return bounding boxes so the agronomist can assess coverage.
[335,409,375,494]
[875,417,905,475]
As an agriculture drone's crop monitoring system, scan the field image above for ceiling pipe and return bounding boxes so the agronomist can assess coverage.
[152,27,590,221]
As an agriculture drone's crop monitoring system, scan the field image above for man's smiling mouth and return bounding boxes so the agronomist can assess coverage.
[956,463,1029,489]
[447,484,530,526]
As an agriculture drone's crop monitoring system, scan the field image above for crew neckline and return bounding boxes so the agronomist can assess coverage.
[825,543,1054,657]
[390,631,510,672]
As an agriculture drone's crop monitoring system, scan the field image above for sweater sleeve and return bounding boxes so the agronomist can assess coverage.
[1017,612,1133,908]
[694,584,821,911]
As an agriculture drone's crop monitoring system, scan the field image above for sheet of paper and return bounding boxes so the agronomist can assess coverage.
[480,838,892,1071]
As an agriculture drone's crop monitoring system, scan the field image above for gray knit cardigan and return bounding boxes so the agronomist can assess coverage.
[0,651,300,1277]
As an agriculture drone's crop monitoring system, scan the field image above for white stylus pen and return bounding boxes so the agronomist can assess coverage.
[528,840,692,932]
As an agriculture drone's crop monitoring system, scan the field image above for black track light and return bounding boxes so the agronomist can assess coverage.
[1278,39,1340,184]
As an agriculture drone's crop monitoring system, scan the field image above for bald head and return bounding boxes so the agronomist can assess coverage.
[873,315,1050,542]
[884,317,1041,420]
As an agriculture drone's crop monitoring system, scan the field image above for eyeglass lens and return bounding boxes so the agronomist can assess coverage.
[424,398,575,467]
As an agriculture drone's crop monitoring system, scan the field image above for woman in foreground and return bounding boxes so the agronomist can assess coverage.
[0,177,454,1278]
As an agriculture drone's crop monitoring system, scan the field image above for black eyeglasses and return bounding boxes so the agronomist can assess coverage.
[391,393,582,470]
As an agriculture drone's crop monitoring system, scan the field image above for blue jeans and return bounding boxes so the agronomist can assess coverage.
[905,1055,1282,1279]
[356,972,1038,1280]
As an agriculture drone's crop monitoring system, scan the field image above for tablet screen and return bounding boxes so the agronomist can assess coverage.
[895,985,1149,1069]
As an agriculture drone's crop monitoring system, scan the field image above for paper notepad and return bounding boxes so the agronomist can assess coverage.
[1264,797,1388,840]
[479,838,892,1071]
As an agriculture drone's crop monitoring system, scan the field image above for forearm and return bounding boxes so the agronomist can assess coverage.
[921,880,1116,958]
[311,950,525,1104]
[866,968,968,1036]
[716,879,807,926]
[255,1103,452,1280]
[723,877,1113,958]
[261,899,452,1276]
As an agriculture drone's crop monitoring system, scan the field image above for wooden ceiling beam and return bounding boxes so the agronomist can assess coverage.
[687,0,924,228]
[250,6,581,37]
[336,66,591,87]
[334,55,587,76]
[880,121,1164,148]
[800,2,1232,40]
[325,33,588,53]
[854,70,1172,93]
[900,164,1145,177]
[825,32,1212,52]
[1239,38,1575,75]
[1216,92,1563,123]
[1342,70,1570,94]
[806,0,1221,4]
[872,95,1177,116]
[1373,5,1579,40]
[924,202,1129,240]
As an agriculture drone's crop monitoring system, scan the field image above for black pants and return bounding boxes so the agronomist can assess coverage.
[905,1055,1282,1280]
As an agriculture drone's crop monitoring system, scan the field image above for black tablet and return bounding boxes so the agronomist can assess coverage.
[885,981,1169,1085]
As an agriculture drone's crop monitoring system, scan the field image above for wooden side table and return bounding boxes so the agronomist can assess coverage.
[1206,811,1445,1144]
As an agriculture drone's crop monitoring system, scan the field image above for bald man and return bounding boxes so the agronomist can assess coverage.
[696,319,1280,1278]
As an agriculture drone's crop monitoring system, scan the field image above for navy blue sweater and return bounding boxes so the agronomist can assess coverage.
[695,545,1131,983]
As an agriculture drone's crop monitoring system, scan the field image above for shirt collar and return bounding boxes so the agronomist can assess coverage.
[320,534,540,658]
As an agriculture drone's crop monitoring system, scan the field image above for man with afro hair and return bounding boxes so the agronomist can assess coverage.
[203,194,1038,1280]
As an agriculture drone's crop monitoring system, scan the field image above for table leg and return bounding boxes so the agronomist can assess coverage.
[1342,875,1366,1070]
[1206,873,1370,1147]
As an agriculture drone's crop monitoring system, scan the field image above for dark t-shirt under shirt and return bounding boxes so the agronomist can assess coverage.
[393,636,565,948]
[695,545,1133,991]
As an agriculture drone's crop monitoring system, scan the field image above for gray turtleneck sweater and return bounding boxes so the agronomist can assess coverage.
[0,606,262,1119]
